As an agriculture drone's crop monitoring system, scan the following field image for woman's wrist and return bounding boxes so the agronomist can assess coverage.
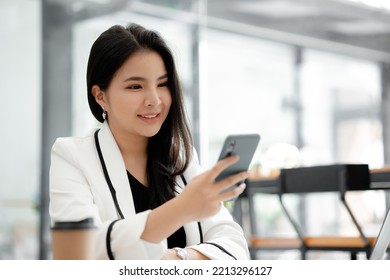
[141,197,192,243]
[186,248,209,260]
[161,248,209,260]
[173,247,189,260]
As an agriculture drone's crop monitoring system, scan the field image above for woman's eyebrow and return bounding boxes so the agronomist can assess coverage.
[123,76,145,82]
[157,73,168,80]
[123,73,168,83]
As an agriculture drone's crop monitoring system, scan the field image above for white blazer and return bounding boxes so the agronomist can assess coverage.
[49,121,249,260]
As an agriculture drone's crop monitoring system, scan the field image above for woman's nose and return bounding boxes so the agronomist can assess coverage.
[145,88,161,107]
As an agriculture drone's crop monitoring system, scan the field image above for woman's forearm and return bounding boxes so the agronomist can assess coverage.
[140,196,191,243]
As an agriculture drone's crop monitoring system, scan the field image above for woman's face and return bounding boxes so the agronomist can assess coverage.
[94,50,172,140]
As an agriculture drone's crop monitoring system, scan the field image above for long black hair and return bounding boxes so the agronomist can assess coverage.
[87,23,193,208]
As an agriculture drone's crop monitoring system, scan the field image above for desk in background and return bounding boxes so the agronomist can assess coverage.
[234,165,390,259]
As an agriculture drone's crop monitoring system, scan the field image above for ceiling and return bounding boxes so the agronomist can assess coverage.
[46,0,390,60]
[206,0,390,56]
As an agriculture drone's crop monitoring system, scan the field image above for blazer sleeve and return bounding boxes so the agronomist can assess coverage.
[49,138,165,259]
[184,149,250,260]
[187,207,250,260]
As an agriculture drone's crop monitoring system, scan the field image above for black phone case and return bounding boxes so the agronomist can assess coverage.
[216,134,260,193]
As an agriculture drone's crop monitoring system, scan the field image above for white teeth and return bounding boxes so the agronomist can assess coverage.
[140,114,157,119]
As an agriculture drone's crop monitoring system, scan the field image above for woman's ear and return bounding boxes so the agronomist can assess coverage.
[92,85,106,108]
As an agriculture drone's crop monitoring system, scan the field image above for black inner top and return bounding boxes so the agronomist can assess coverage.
[126,171,186,248]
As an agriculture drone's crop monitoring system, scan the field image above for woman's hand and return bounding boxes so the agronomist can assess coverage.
[178,155,249,222]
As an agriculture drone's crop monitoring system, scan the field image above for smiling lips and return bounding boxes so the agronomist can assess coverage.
[137,113,161,121]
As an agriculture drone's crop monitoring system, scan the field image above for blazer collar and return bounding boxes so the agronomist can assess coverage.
[97,121,135,218]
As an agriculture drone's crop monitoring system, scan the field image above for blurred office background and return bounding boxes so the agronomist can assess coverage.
[1,0,390,259]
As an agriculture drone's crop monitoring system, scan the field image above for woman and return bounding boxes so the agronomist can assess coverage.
[49,23,249,260]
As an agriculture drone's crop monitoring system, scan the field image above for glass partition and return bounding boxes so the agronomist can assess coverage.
[0,0,41,259]
[204,29,296,168]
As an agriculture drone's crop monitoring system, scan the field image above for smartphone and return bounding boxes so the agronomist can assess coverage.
[216,134,260,193]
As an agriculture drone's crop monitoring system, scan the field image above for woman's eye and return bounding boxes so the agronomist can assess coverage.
[158,81,169,87]
[127,84,142,90]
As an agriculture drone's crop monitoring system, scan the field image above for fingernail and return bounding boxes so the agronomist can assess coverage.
[232,154,239,160]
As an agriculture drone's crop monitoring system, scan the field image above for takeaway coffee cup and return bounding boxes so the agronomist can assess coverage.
[51,218,96,260]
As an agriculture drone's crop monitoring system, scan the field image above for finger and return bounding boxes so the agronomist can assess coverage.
[209,155,240,179]
[213,170,249,192]
[219,183,246,201]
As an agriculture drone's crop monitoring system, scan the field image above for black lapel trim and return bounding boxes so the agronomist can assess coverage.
[197,222,203,243]
[106,219,121,260]
[201,242,237,260]
[94,130,124,219]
